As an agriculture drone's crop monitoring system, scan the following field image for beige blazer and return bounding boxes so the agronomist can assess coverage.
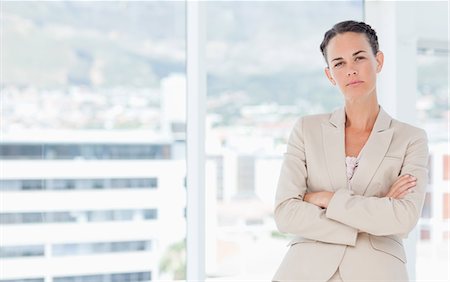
[273,106,429,282]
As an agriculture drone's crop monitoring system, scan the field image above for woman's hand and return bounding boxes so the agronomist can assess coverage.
[384,174,417,199]
[303,191,334,208]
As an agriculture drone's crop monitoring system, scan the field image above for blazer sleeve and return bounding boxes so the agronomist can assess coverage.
[274,117,359,246]
[325,129,429,238]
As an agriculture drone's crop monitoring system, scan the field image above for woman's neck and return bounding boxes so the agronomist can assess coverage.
[344,99,380,132]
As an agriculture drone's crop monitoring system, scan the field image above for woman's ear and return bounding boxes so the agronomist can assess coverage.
[375,51,384,73]
[324,67,336,85]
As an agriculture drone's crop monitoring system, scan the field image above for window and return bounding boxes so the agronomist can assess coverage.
[204,1,363,279]
[52,240,152,256]
[0,209,157,225]
[0,279,45,282]
[53,272,151,282]
[0,245,45,258]
[0,177,158,191]
[2,1,446,281]
[1,2,186,281]
[414,8,449,278]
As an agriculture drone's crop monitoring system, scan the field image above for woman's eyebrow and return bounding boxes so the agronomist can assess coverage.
[352,50,366,56]
[331,50,367,63]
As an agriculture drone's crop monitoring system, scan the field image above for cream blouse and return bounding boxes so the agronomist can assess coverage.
[345,147,365,190]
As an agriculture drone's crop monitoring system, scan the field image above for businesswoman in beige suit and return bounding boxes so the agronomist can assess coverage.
[273,21,429,281]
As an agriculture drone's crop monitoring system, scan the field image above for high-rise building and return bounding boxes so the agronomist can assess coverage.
[0,131,186,282]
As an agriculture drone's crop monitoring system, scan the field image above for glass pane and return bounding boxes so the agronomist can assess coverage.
[416,37,449,281]
[205,1,363,280]
[1,1,186,281]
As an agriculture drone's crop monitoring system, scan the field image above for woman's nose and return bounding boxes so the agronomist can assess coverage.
[347,69,358,76]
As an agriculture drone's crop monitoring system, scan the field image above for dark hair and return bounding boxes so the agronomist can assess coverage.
[320,20,379,65]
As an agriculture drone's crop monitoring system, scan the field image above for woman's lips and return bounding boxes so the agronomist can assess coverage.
[347,81,363,86]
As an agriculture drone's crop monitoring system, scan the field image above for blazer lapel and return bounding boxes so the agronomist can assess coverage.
[322,107,347,192]
[321,106,393,194]
[351,107,393,195]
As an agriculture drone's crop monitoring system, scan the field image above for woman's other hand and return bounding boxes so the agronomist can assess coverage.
[384,174,417,199]
[303,191,334,208]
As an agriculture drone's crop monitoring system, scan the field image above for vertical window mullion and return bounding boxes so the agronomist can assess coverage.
[186,1,206,281]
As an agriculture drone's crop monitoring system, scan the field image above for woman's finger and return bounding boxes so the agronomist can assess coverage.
[386,175,410,196]
[391,180,416,198]
[395,187,413,199]
[386,175,416,197]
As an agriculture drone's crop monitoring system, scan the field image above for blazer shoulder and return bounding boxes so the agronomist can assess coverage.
[391,119,428,140]
[290,111,337,137]
[295,112,331,128]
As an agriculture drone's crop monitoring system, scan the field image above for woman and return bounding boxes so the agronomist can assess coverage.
[273,20,429,282]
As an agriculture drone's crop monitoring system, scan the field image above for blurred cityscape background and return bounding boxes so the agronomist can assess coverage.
[0,1,448,282]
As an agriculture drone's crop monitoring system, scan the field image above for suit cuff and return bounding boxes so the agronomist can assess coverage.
[323,189,359,246]
[326,188,354,221]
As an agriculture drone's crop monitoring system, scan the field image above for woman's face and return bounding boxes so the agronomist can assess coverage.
[324,32,384,102]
